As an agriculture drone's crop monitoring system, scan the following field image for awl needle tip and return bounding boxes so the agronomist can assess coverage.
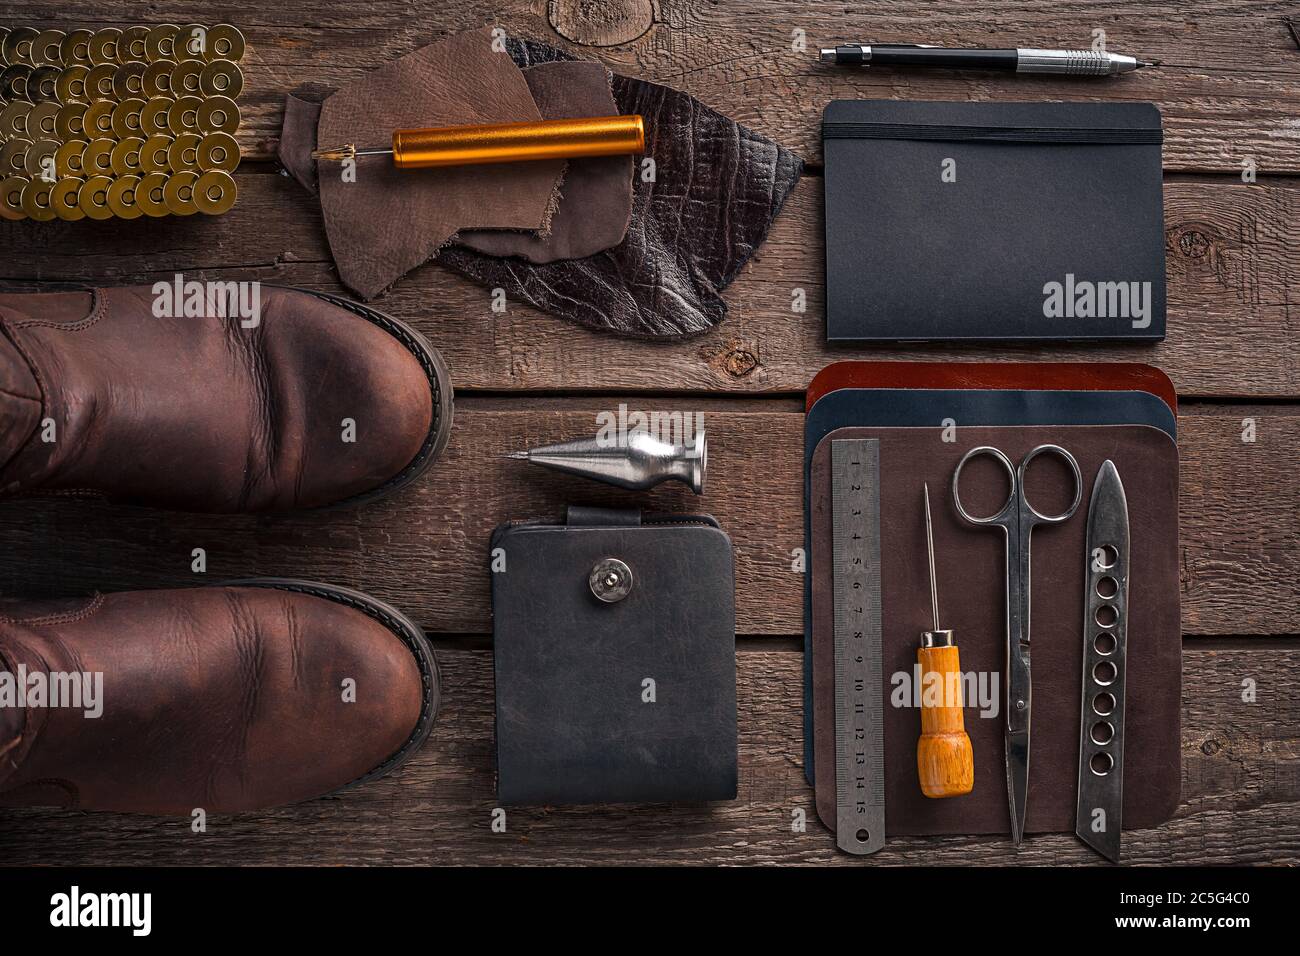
[923,482,940,630]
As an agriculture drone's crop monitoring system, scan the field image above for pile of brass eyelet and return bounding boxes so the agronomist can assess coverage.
[0,23,244,221]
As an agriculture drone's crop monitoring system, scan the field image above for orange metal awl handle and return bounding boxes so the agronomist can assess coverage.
[391,114,645,169]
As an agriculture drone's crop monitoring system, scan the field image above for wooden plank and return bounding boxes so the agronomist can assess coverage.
[6,0,1298,171]
[0,645,1294,865]
[0,404,1295,637]
[2,175,1296,399]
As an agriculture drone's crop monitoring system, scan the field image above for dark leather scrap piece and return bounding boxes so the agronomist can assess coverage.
[317,27,564,300]
[276,82,332,195]
[439,72,804,339]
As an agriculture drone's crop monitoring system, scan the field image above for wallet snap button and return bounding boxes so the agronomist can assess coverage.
[589,558,633,603]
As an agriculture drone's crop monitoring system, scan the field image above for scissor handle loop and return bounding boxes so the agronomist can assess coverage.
[1018,444,1083,524]
[951,445,1017,526]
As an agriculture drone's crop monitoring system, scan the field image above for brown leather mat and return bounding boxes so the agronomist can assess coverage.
[810,424,1181,835]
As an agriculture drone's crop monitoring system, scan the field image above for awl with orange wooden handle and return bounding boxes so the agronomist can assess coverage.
[312,114,645,168]
[917,483,975,799]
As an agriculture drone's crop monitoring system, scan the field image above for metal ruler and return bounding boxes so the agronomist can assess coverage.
[830,438,886,854]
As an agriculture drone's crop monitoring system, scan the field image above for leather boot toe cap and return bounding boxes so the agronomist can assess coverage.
[287,308,438,508]
[205,583,434,812]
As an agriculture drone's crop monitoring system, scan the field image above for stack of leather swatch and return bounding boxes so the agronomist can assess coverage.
[277,27,802,339]
[804,362,1182,841]
[0,23,243,221]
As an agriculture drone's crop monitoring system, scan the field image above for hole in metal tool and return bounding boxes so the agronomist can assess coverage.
[1092,544,1118,571]
[1095,604,1118,627]
[1093,692,1116,716]
[1090,752,1114,775]
[1094,632,1116,655]
[1096,576,1118,599]
[1090,721,1114,745]
[855,829,870,844]
[1093,661,1117,686]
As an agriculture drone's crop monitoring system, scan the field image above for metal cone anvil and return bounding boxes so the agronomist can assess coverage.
[507,430,707,494]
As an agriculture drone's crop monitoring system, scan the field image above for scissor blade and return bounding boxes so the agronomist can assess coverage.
[1006,731,1029,844]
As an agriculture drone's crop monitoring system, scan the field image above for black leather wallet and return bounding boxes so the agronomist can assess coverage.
[823,100,1166,343]
[490,507,737,804]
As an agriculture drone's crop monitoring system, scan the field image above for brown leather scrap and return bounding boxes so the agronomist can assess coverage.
[316,27,564,299]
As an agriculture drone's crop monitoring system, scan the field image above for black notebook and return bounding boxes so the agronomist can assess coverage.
[823,100,1166,342]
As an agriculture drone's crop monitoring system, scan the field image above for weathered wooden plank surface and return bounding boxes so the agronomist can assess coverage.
[2,174,1296,399]
[2,0,1296,870]
[1,404,1295,637]
[5,0,1298,171]
[1,645,1294,866]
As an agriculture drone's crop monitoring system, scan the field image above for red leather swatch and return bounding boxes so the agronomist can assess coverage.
[806,362,1177,417]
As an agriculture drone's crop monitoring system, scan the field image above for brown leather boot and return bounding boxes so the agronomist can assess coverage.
[0,579,438,814]
[0,284,452,511]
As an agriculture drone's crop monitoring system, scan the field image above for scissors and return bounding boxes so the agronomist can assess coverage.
[951,444,1082,844]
